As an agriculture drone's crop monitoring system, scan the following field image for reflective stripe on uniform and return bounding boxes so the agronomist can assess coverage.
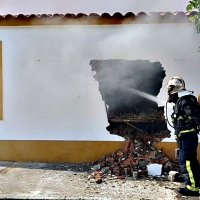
[178,116,184,120]
[186,160,199,191]
[178,115,192,120]
[180,129,196,134]
[186,185,199,191]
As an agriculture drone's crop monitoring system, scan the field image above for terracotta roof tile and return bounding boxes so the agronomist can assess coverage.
[0,11,196,26]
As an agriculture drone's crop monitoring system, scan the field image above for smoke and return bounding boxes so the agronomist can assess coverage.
[90,59,168,114]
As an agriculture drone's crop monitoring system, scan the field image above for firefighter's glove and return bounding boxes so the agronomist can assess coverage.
[174,134,178,141]
[174,131,182,141]
[171,113,176,123]
[174,131,179,141]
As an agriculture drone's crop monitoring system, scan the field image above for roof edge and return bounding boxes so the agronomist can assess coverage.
[0,11,197,26]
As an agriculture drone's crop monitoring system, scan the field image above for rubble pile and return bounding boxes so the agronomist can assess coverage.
[89,139,180,183]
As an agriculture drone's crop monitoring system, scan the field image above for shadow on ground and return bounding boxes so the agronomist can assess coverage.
[0,161,92,172]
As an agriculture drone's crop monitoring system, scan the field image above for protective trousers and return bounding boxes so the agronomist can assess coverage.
[178,132,199,192]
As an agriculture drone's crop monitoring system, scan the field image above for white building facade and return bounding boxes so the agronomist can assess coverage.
[0,12,199,161]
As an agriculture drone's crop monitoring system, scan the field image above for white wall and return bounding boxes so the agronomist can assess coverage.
[0,22,199,141]
[0,0,191,15]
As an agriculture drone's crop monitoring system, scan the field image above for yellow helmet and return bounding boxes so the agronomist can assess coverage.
[165,76,185,94]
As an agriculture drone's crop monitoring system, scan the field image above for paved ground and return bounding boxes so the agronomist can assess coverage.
[0,161,199,200]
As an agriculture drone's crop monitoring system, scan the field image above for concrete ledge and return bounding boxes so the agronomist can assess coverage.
[0,140,199,162]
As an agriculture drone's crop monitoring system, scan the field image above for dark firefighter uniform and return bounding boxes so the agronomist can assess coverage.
[171,94,200,193]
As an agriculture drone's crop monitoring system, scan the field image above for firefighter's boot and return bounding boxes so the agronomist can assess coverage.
[177,188,199,197]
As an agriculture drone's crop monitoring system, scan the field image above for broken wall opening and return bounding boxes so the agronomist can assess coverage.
[90,59,170,141]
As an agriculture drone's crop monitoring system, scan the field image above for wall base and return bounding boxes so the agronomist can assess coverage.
[0,140,199,162]
[0,140,124,162]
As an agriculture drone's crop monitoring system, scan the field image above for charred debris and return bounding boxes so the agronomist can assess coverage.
[89,59,179,182]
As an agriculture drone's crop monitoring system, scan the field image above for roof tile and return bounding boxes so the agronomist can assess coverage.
[0,12,196,26]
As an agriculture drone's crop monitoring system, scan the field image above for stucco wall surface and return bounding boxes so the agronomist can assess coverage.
[0,23,199,141]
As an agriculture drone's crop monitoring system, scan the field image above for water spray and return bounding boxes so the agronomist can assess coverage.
[128,88,173,109]
[128,88,174,128]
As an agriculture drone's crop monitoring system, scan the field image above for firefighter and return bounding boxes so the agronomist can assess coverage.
[166,76,200,197]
